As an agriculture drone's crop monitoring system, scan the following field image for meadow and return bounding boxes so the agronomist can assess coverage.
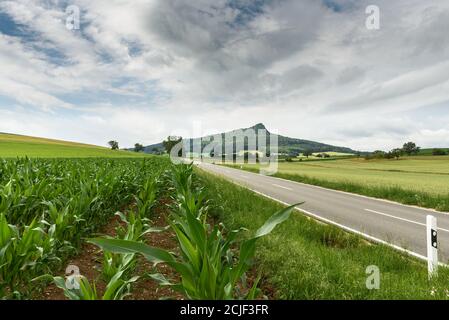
[226,156,449,211]
[0,133,146,158]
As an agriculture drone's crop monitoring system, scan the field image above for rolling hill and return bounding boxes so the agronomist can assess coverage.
[140,123,360,155]
[0,133,148,158]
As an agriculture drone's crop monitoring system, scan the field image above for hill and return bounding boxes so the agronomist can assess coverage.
[141,123,360,155]
[0,133,148,158]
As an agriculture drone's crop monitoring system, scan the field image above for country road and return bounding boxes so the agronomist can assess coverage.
[196,162,449,263]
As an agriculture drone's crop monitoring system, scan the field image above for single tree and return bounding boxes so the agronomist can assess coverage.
[108,140,119,150]
[163,136,182,154]
[402,142,420,156]
[134,143,144,152]
[303,150,312,158]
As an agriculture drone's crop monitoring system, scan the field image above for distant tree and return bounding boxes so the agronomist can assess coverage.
[316,153,330,158]
[402,142,420,156]
[303,150,313,158]
[108,140,119,150]
[163,136,182,155]
[134,143,144,152]
[432,148,447,156]
[389,148,403,160]
[368,150,386,160]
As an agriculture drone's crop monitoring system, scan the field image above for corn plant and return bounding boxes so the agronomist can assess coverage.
[0,213,56,299]
[56,187,163,301]
[42,208,154,300]
[135,178,158,217]
[169,163,196,197]
[51,272,139,300]
[90,203,299,299]
[100,211,148,282]
[0,157,171,299]
[90,164,301,299]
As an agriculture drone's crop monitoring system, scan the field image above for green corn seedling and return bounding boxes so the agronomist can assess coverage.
[90,203,300,300]
[0,157,171,299]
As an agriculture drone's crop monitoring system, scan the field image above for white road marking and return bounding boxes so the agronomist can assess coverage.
[198,164,449,265]
[364,209,449,233]
[202,162,448,216]
[246,186,445,265]
[272,183,293,191]
[240,174,249,178]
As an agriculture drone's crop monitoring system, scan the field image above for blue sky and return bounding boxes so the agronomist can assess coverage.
[1,0,449,150]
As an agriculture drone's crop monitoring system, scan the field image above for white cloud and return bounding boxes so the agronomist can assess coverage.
[0,0,448,150]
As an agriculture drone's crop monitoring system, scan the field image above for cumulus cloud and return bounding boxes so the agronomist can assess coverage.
[0,0,448,150]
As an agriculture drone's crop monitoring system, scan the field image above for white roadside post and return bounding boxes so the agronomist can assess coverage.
[426,215,438,279]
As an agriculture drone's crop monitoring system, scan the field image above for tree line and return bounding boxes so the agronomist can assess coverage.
[365,142,420,160]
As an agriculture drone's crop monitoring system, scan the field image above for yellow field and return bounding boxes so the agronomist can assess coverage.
[240,156,449,196]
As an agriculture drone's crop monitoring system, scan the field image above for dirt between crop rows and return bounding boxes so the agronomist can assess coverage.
[40,199,275,300]
[41,200,184,300]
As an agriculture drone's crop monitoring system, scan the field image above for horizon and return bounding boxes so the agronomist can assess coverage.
[2,122,446,153]
[1,1,449,151]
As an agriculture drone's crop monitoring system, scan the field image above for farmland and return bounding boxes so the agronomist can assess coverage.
[1,154,449,300]
[1,134,449,300]
[0,157,168,299]
[0,133,147,158]
[225,156,449,211]
[0,156,294,300]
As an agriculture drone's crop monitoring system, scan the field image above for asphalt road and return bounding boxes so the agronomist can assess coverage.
[196,162,449,263]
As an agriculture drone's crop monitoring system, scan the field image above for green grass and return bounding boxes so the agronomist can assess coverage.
[199,170,449,299]
[224,156,449,211]
[0,133,147,158]
[419,148,449,156]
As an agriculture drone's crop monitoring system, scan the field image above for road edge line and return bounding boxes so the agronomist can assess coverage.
[197,166,447,266]
[212,163,449,215]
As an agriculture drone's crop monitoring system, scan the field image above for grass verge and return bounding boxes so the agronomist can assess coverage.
[198,169,449,299]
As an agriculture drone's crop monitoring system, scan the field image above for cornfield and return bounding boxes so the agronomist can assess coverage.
[0,157,169,299]
[0,158,297,300]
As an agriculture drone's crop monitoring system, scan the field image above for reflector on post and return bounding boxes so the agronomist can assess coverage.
[426,215,438,279]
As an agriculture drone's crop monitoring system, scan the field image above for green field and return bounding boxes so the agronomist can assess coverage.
[0,158,303,300]
[226,156,449,211]
[2,134,449,300]
[3,156,449,300]
[0,133,146,158]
